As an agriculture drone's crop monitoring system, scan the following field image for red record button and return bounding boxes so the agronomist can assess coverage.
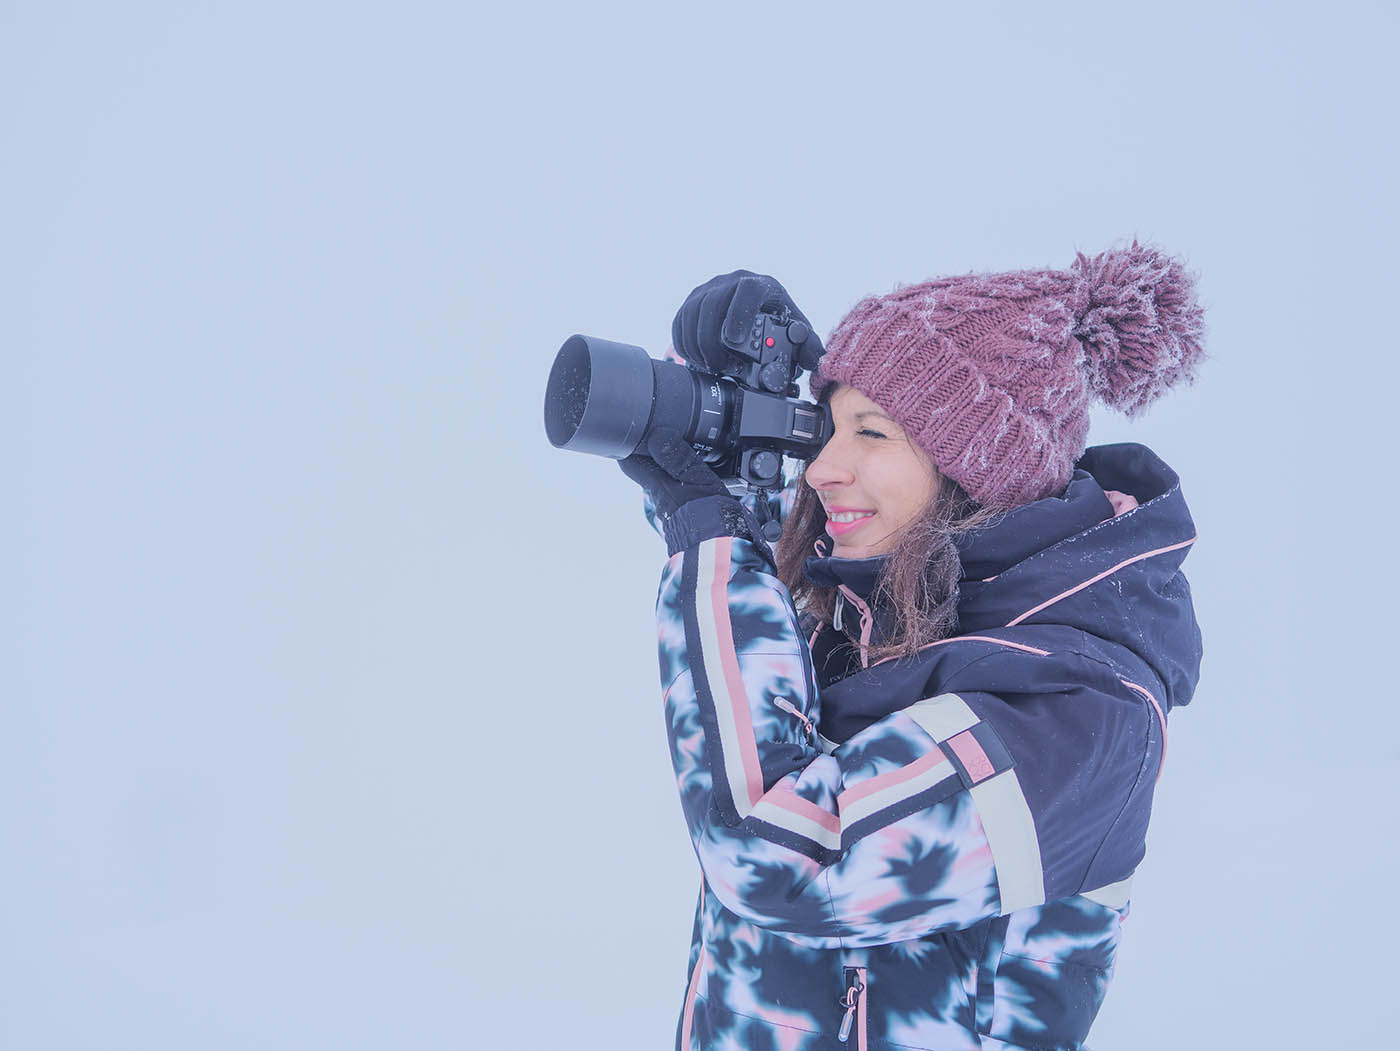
[765,337,775,347]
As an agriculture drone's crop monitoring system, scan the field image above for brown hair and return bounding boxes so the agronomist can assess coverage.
[775,441,1007,665]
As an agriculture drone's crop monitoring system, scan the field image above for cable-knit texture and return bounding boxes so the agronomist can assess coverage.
[812,243,1206,510]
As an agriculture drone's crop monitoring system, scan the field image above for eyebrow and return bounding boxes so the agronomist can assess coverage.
[854,410,896,423]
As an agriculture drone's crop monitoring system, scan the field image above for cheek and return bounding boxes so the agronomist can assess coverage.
[872,470,909,516]
[877,458,935,523]
[892,488,925,525]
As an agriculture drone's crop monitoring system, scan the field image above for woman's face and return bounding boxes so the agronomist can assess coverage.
[803,385,941,559]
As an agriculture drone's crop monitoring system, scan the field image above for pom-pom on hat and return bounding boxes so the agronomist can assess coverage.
[811,241,1207,511]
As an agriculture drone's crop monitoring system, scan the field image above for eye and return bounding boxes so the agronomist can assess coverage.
[857,427,888,439]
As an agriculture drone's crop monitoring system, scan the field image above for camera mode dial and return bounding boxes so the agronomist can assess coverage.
[738,313,808,395]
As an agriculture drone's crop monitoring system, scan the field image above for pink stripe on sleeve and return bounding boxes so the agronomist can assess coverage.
[837,748,950,808]
[767,787,841,834]
[708,538,766,811]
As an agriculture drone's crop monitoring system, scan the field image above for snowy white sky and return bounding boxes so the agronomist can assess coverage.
[6,2,1396,1047]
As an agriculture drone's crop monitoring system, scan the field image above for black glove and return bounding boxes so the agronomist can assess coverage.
[619,428,775,563]
[671,270,824,374]
[618,428,729,517]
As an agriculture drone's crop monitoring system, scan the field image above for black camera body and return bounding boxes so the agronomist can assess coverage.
[733,312,813,396]
[544,310,830,492]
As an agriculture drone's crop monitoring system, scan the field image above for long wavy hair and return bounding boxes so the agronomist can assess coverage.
[774,439,1007,665]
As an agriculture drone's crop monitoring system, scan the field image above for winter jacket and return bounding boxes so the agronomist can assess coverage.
[645,442,1202,1050]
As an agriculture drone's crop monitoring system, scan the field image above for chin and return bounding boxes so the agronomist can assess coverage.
[832,540,877,559]
[830,525,900,560]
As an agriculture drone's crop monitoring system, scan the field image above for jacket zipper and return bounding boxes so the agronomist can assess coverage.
[837,966,867,1046]
[773,696,817,741]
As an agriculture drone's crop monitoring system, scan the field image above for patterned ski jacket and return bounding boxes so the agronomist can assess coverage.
[646,442,1202,1050]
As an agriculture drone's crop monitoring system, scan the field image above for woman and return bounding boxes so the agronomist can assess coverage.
[619,243,1206,1050]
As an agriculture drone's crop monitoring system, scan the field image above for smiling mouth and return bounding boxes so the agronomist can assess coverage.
[825,510,876,537]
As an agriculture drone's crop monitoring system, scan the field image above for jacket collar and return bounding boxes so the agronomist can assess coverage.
[802,545,886,598]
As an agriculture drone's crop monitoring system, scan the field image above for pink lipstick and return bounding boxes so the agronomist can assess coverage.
[824,507,876,536]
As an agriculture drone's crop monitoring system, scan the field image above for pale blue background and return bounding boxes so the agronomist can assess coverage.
[6,2,1395,1047]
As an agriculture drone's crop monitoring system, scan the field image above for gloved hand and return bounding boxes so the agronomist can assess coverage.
[619,428,775,563]
[618,428,729,518]
[671,270,824,374]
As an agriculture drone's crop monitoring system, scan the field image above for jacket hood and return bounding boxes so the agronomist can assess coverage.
[802,442,1203,711]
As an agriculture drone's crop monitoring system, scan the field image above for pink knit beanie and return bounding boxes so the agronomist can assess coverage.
[811,241,1207,511]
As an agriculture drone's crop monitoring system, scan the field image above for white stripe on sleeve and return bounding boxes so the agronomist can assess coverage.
[906,693,980,743]
[969,769,1045,913]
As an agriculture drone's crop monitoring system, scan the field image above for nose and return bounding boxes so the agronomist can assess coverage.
[803,437,854,492]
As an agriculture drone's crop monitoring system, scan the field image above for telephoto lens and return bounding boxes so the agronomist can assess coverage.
[543,335,733,460]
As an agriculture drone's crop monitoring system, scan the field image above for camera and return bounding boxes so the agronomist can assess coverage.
[543,309,831,492]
